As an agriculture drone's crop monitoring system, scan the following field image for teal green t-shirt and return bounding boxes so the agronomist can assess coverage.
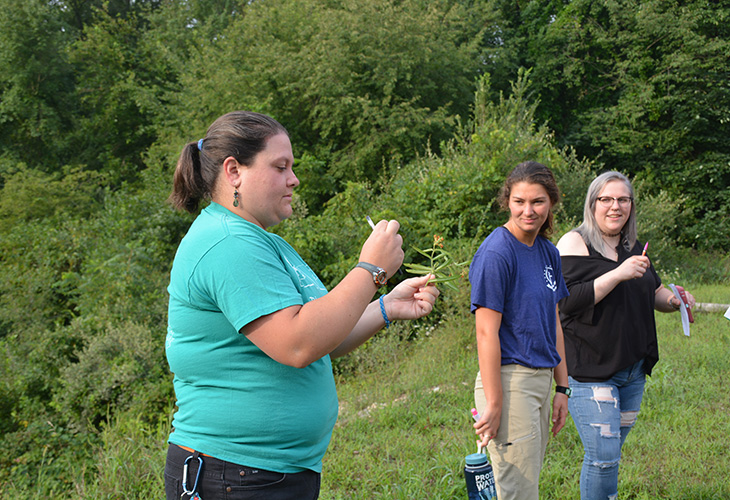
[166,202,336,473]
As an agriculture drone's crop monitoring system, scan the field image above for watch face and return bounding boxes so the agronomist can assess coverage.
[356,262,388,286]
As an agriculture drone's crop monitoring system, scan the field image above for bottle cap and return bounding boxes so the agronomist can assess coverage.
[465,453,489,466]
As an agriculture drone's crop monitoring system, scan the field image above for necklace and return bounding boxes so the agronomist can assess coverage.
[600,230,621,237]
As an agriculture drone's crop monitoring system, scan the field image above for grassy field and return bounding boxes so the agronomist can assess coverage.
[35,284,728,498]
[320,284,730,499]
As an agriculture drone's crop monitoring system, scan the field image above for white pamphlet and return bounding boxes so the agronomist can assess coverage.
[668,283,691,336]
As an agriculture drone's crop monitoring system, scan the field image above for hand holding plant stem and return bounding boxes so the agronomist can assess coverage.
[404,234,470,291]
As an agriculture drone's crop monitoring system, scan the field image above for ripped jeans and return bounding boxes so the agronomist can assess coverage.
[568,358,646,500]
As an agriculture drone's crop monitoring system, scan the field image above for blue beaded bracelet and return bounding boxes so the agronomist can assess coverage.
[379,295,391,329]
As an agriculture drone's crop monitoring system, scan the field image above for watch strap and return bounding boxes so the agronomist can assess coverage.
[355,262,388,286]
[555,385,572,397]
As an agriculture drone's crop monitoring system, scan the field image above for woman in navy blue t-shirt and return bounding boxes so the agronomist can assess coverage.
[470,161,570,500]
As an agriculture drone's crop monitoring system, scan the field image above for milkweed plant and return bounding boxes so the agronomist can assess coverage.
[405,234,470,291]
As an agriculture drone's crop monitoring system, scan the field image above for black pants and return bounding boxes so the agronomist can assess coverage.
[164,444,321,500]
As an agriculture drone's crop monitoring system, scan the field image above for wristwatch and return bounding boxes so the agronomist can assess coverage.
[355,262,388,287]
[556,385,572,397]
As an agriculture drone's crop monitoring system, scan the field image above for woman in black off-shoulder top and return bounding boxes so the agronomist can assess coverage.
[556,171,695,500]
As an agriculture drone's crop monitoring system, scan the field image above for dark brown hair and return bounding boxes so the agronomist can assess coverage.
[168,111,288,213]
[498,161,560,238]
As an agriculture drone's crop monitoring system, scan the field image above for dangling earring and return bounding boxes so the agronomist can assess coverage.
[233,188,240,207]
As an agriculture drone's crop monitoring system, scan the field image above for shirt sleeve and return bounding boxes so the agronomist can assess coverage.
[469,247,511,314]
[194,234,304,332]
[558,255,596,323]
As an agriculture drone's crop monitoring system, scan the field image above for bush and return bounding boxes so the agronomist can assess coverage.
[72,409,170,499]
[55,320,172,431]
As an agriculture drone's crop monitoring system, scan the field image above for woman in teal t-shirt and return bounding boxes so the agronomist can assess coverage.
[164,111,439,500]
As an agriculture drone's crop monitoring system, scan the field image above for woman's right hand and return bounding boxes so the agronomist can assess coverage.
[359,219,404,278]
[614,255,650,282]
[474,401,502,447]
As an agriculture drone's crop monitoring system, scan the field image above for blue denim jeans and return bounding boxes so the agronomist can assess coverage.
[164,444,321,500]
[568,359,646,500]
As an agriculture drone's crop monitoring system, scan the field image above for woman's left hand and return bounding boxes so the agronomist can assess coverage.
[383,275,440,320]
[667,288,696,310]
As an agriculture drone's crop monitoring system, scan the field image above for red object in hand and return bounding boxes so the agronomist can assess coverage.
[674,285,694,323]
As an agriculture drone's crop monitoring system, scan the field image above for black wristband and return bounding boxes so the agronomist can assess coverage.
[556,385,572,397]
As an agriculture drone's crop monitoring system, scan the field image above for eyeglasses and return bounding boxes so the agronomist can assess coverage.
[596,196,633,207]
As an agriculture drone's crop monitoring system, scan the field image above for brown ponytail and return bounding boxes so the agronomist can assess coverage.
[168,142,207,212]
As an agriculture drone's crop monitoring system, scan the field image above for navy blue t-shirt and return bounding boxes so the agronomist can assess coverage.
[469,227,568,368]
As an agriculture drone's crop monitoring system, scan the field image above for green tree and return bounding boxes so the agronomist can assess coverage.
[57,0,164,33]
[276,71,598,291]
[137,0,254,178]
[158,0,494,212]
[526,0,730,250]
[0,166,106,334]
[479,0,570,104]
[0,166,186,492]
[68,4,178,184]
[0,0,77,171]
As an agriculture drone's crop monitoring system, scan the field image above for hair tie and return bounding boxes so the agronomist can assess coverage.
[197,138,204,151]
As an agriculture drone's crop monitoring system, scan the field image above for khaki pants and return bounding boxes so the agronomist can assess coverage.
[474,364,553,500]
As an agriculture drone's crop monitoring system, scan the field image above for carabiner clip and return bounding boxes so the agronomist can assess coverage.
[181,453,203,499]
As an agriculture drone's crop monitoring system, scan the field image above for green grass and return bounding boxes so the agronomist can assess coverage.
[682,283,730,307]
[320,285,730,499]
[12,285,726,498]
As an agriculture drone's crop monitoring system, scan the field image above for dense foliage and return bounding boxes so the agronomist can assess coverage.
[0,0,728,495]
